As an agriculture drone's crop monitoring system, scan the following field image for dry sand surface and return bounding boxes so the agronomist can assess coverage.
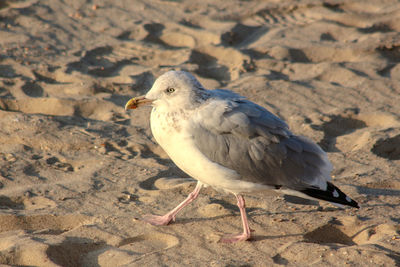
[1,0,400,266]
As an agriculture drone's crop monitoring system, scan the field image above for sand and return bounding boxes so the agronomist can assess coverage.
[0,0,400,266]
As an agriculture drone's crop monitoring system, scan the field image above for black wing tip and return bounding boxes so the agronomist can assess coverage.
[301,182,360,209]
[345,199,360,209]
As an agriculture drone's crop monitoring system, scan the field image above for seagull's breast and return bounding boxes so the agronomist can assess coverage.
[150,106,271,193]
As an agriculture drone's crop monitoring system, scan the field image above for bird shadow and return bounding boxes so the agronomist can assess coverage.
[250,233,304,242]
[167,215,305,242]
[355,185,400,196]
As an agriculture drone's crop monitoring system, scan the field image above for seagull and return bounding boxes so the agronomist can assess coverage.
[125,70,359,243]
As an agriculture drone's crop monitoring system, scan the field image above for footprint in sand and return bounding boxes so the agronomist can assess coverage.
[221,23,263,47]
[159,31,196,48]
[316,110,367,152]
[0,231,107,267]
[0,231,62,267]
[189,46,251,81]
[0,212,179,266]
[0,214,97,266]
[303,216,400,246]
[154,177,196,190]
[137,174,196,204]
[139,175,195,192]
[67,46,131,78]
[87,232,179,266]
[0,97,76,116]
[46,156,74,172]
[0,214,94,233]
[314,109,400,153]
[371,134,400,160]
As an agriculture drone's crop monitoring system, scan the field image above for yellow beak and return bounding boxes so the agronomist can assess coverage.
[125,96,153,110]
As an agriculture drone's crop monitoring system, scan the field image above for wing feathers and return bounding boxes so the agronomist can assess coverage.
[191,97,332,191]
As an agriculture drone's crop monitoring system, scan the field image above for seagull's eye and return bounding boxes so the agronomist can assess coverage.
[165,87,175,94]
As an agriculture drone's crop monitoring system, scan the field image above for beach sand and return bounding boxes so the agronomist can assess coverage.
[0,0,400,266]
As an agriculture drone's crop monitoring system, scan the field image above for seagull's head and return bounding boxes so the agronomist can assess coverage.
[125,71,207,111]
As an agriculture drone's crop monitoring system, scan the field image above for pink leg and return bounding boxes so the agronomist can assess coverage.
[220,194,251,243]
[142,182,202,225]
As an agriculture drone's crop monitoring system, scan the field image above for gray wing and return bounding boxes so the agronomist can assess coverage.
[190,97,332,190]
